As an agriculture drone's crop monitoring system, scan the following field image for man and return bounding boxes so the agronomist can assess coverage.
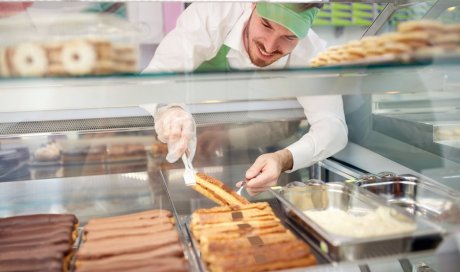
[148,2,348,194]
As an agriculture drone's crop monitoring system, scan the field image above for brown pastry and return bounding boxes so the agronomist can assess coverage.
[0,213,78,272]
[192,172,250,206]
[86,209,171,225]
[84,216,173,234]
[207,241,315,272]
[191,202,276,226]
[76,209,187,272]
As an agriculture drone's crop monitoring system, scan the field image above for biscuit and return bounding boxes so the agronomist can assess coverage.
[382,42,413,54]
[431,34,460,51]
[60,40,97,75]
[398,20,444,34]
[442,24,460,34]
[393,31,430,49]
[10,43,48,77]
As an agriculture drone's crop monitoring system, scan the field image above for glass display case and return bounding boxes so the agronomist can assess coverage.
[0,1,459,272]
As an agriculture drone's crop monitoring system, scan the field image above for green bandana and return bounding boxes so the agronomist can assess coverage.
[256,3,319,39]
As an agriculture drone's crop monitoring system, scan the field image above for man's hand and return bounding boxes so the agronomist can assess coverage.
[154,106,196,163]
[236,149,293,196]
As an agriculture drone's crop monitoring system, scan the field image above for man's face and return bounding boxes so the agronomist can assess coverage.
[244,6,300,67]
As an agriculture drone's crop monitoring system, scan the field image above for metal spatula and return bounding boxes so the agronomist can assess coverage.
[181,153,196,186]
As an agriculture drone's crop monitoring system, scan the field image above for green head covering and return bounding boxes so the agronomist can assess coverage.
[256,3,319,39]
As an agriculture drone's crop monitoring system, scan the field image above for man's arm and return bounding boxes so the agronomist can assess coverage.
[286,95,348,171]
[145,2,245,72]
[237,95,348,195]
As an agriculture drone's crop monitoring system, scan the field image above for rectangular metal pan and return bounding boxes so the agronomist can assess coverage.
[358,175,460,233]
[270,182,443,262]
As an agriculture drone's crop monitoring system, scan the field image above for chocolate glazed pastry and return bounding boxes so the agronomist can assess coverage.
[76,209,187,272]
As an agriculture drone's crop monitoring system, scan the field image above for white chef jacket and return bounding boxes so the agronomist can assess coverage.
[147,2,348,171]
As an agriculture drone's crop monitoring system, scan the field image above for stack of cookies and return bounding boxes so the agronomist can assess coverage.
[310,20,460,67]
[0,38,138,77]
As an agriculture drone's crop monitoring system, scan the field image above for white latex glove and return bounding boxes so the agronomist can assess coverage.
[153,104,196,163]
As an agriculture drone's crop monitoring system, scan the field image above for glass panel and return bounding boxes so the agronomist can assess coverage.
[376,1,436,34]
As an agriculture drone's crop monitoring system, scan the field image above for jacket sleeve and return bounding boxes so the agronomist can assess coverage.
[144,3,244,72]
[286,95,348,171]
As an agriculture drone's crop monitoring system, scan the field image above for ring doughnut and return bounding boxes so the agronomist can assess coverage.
[11,43,48,77]
[60,40,96,75]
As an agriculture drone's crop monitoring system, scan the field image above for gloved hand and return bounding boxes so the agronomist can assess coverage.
[154,104,196,163]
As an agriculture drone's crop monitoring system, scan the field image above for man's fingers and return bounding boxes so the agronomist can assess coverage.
[245,156,266,179]
[246,186,270,196]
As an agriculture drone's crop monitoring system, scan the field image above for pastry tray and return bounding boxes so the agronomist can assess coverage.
[314,51,460,69]
[69,218,198,272]
[269,182,444,262]
[182,200,330,272]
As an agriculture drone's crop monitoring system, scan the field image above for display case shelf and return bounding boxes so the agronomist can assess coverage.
[0,59,459,112]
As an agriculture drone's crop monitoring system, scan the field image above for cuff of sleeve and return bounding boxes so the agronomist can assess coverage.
[139,103,159,118]
[285,135,315,172]
[139,103,188,119]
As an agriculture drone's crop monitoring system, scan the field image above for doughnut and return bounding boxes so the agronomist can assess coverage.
[60,40,96,75]
[11,43,48,77]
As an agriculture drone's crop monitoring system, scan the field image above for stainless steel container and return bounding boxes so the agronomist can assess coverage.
[358,176,460,232]
[270,182,443,262]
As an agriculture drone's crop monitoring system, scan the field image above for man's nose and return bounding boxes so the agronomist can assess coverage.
[264,36,279,54]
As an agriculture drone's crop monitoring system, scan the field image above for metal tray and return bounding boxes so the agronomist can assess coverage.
[270,182,443,262]
[358,175,460,233]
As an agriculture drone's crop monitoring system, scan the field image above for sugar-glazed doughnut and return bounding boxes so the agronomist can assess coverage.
[61,40,96,75]
[11,43,48,77]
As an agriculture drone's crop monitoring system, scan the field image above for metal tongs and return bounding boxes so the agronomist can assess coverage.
[181,152,196,186]
[236,179,247,195]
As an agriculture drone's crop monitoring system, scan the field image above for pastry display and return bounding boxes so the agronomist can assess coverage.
[61,146,90,164]
[106,143,146,162]
[61,145,107,164]
[34,142,62,162]
[310,20,460,67]
[190,202,316,272]
[0,38,139,77]
[0,213,79,272]
[76,209,187,272]
[192,172,250,206]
